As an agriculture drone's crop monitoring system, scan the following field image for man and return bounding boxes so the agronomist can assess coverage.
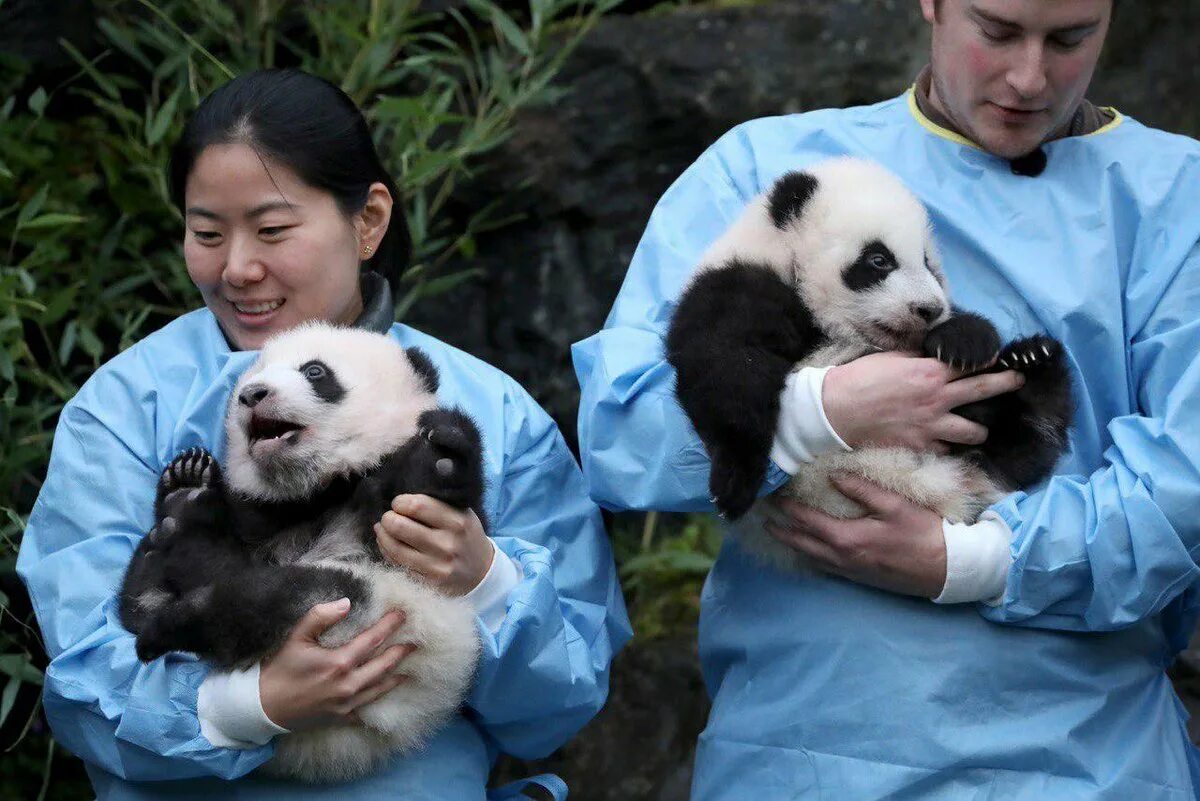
[573,0,1200,798]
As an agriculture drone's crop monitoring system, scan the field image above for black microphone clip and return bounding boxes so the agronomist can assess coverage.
[1009,148,1047,177]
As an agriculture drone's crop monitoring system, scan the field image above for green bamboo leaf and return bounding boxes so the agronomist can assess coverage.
[0,676,18,727]
[15,184,49,228]
[372,96,428,122]
[41,284,79,326]
[27,87,48,116]
[58,38,119,100]
[415,267,483,298]
[486,5,531,57]
[97,18,156,72]
[146,87,183,146]
[78,324,104,360]
[58,320,78,364]
[21,213,87,230]
[0,348,13,383]
[0,654,43,685]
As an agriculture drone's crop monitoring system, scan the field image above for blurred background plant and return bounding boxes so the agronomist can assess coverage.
[0,0,620,795]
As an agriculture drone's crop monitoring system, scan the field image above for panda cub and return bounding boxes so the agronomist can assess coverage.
[119,323,484,782]
[666,157,1073,572]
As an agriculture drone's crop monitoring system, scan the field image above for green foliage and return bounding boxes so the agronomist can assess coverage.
[0,0,617,793]
[614,511,723,640]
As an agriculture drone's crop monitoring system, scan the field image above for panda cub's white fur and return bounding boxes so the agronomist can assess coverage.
[222,324,482,782]
[692,158,1007,573]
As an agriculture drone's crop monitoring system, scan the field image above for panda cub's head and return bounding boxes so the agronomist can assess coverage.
[706,157,951,352]
[778,158,949,350]
[225,323,439,502]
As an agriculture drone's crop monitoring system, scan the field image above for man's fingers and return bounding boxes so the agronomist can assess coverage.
[828,472,896,516]
[765,523,844,572]
[932,414,988,446]
[339,609,406,667]
[293,597,352,642]
[944,369,1024,408]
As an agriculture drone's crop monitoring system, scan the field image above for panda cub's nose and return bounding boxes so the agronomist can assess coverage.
[911,302,944,324]
[238,384,271,408]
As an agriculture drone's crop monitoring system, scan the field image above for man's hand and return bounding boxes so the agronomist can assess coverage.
[374,494,493,596]
[764,473,947,598]
[822,351,1024,453]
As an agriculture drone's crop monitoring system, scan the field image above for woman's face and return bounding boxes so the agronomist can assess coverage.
[183,143,369,351]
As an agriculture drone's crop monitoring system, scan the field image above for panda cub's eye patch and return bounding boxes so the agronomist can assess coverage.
[843,240,899,291]
[298,359,345,404]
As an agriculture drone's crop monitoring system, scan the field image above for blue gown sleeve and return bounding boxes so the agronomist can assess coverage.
[16,384,272,781]
[982,234,1200,633]
[572,131,791,514]
[465,380,633,759]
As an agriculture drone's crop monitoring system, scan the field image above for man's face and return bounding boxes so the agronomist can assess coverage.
[920,0,1111,158]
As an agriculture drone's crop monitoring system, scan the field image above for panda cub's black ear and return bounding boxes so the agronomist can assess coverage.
[767,170,820,230]
[406,347,440,393]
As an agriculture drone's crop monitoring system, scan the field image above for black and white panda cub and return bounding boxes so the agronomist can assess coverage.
[666,157,1073,572]
[118,323,483,782]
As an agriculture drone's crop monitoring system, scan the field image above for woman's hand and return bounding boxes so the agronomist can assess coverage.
[764,472,947,598]
[822,351,1024,453]
[259,599,414,731]
[374,495,493,597]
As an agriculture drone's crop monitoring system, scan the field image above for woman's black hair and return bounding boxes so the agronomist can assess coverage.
[169,68,410,291]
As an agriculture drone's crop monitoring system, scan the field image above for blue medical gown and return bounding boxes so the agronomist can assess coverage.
[18,312,631,800]
[573,92,1200,799]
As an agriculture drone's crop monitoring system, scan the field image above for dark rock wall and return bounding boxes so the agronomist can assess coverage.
[408,0,1200,446]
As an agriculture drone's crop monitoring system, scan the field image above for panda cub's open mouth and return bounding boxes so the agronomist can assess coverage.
[248,413,305,451]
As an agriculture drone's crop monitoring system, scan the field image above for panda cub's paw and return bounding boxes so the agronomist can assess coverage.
[923,312,1001,372]
[997,334,1061,373]
[411,409,484,509]
[709,451,760,522]
[154,448,224,540]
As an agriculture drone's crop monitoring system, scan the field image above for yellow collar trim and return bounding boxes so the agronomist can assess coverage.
[906,86,1126,147]
[1087,108,1124,136]
[906,87,982,150]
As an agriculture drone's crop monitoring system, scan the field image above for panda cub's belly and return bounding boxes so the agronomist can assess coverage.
[734,349,1006,574]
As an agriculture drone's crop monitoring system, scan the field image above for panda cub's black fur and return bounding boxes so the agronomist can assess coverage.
[118,323,484,783]
[666,157,1073,570]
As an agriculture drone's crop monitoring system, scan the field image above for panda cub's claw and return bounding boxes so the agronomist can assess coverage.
[155,447,224,529]
[997,334,1061,373]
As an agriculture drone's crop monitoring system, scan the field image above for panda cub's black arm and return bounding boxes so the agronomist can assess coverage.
[352,407,488,547]
[666,259,825,520]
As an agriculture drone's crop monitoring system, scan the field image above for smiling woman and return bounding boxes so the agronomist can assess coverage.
[170,71,403,351]
[16,69,630,801]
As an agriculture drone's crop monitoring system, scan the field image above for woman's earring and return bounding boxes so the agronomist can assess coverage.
[362,244,374,257]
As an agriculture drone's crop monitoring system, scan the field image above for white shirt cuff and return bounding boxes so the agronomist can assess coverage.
[769,366,852,475]
[197,662,289,749]
[932,511,1013,606]
[462,538,522,633]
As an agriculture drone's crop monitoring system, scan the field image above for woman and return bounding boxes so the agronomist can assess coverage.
[18,69,630,800]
